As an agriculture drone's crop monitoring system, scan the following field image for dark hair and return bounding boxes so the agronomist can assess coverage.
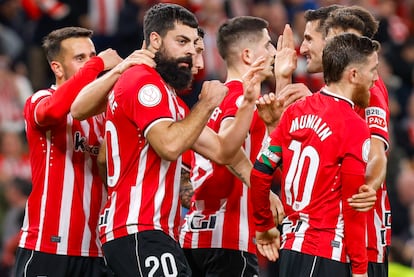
[42,27,93,63]
[304,5,343,33]
[217,16,268,64]
[323,33,379,84]
[143,3,198,43]
[324,6,379,38]
[198,27,205,39]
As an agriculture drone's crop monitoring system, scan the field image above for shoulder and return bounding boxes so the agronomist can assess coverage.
[27,88,53,106]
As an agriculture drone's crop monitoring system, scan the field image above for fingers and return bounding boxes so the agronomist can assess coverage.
[348,202,375,212]
[282,24,295,49]
[257,241,279,262]
[277,34,283,51]
[347,184,376,211]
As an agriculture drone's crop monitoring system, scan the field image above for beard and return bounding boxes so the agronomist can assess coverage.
[154,48,193,91]
[352,83,370,108]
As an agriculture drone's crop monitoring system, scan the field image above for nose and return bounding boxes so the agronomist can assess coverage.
[299,42,307,56]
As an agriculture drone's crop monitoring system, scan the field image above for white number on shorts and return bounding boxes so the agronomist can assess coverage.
[145,253,178,277]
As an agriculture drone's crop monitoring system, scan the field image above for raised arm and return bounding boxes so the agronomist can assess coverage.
[347,137,385,211]
[191,62,264,163]
[274,24,297,95]
[146,80,228,161]
[71,49,156,120]
[36,49,121,126]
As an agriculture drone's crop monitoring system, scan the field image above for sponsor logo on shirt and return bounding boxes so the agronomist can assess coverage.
[365,107,387,131]
[74,131,100,155]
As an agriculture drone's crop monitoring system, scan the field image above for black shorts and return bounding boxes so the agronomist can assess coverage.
[278,249,351,277]
[13,247,112,277]
[183,248,259,277]
[368,246,389,277]
[102,230,191,277]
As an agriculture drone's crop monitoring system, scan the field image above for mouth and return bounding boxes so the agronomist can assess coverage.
[178,62,190,68]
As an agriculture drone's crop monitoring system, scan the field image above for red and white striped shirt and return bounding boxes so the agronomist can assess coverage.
[99,64,188,244]
[251,89,370,274]
[356,77,391,263]
[19,57,107,257]
[180,80,267,253]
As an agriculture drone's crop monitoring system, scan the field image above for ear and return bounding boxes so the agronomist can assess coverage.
[348,67,358,84]
[241,48,253,65]
[50,61,64,79]
[148,31,162,52]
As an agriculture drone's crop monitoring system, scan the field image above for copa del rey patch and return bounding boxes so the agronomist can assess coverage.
[365,107,387,131]
[138,84,162,107]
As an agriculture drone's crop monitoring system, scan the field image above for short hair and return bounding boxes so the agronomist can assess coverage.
[217,16,268,64]
[42,27,93,63]
[143,3,198,43]
[304,5,343,33]
[198,27,205,39]
[324,6,379,38]
[323,33,380,84]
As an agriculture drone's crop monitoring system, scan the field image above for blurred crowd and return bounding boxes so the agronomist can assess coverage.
[0,0,414,275]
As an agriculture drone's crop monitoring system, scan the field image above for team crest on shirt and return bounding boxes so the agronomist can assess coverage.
[362,138,370,163]
[138,84,162,107]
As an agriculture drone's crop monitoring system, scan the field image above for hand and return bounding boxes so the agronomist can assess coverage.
[256,92,284,131]
[115,40,156,74]
[198,80,228,110]
[348,184,377,211]
[242,56,266,103]
[274,24,297,79]
[269,191,285,225]
[278,83,311,108]
[115,49,156,74]
[256,227,280,261]
[98,48,123,71]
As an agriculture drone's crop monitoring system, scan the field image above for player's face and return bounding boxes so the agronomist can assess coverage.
[300,20,325,74]
[155,23,198,90]
[160,22,198,69]
[192,37,204,75]
[253,29,277,80]
[352,52,379,108]
[59,37,96,81]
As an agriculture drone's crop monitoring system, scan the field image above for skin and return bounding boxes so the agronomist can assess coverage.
[325,27,382,211]
[257,24,311,133]
[52,37,97,86]
[262,22,378,211]
[299,20,326,74]
[256,51,380,273]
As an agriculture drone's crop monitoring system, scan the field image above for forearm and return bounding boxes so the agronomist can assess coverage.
[180,168,193,209]
[342,173,368,274]
[218,99,256,155]
[251,164,276,232]
[275,76,292,96]
[148,99,216,161]
[226,148,252,186]
[36,57,104,126]
[365,149,387,191]
[71,69,121,120]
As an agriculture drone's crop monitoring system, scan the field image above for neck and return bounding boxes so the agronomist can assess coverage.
[226,65,250,82]
[325,82,353,101]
